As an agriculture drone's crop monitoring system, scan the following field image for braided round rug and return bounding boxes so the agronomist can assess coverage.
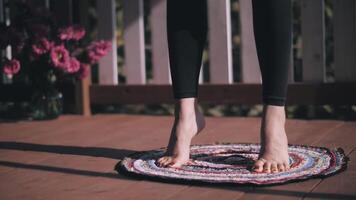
[117,143,349,186]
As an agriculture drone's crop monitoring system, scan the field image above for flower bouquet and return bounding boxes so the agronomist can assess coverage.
[0,1,111,120]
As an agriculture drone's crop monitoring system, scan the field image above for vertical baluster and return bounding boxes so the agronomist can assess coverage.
[150,0,170,84]
[334,0,356,81]
[97,0,118,85]
[207,0,233,84]
[123,0,146,84]
[301,0,326,82]
[239,0,261,83]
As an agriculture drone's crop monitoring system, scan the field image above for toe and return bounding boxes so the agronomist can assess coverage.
[271,163,278,173]
[284,162,291,171]
[156,157,166,165]
[163,158,174,167]
[277,163,285,172]
[168,160,183,168]
[156,158,163,167]
[263,162,272,173]
[158,157,170,167]
[253,159,265,172]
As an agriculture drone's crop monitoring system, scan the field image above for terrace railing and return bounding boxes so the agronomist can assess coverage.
[1,0,356,116]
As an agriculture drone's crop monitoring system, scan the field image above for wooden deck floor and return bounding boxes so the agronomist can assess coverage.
[0,114,355,200]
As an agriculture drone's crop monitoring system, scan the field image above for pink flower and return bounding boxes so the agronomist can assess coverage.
[2,59,21,76]
[58,25,86,41]
[66,57,81,73]
[72,25,86,40]
[50,45,70,70]
[86,40,111,64]
[32,38,52,56]
[77,63,90,79]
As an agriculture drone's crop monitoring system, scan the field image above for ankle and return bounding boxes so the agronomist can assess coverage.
[262,105,286,123]
[174,98,200,119]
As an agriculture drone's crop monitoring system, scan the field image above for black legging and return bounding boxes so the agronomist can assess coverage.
[167,0,292,106]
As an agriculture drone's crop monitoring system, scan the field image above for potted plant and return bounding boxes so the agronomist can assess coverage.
[0,1,111,120]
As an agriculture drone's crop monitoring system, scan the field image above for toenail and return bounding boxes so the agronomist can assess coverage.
[259,158,267,163]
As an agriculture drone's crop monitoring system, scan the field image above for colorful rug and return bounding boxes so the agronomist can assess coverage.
[117,143,349,186]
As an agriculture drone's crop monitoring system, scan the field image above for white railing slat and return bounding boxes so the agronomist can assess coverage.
[301,0,326,82]
[207,0,233,84]
[239,0,261,83]
[150,0,170,84]
[97,0,118,85]
[333,0,356,81]
[123,0,146,84]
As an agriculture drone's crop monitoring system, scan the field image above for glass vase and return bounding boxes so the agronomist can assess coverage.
[30,87,63,120]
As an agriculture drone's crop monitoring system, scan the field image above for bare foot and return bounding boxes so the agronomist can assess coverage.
[156,98,206,168]
[252,105,290,173]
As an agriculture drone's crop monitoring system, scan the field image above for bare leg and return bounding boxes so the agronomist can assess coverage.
[156,98,205,168]
[156,0,208,168]
[253,105,290,173]
[251,0,292,173]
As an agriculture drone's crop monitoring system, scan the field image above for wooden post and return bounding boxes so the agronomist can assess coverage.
[75,71,92,117]
[207,0,233,84]
[150,0,170,84]
[74,0,91,116]
[301,0,326,82]
[123,0,146,84]
[334,0,356,81]
[239,0,261,83]
[97,0,118,85]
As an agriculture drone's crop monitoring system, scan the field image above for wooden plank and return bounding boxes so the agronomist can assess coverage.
[0,115,355,199]
[89,82,356,105]
[303,123,356,200]
[239,0,261,83]
[301,0,326,82]
[312,122,356,154]
[60,115,187,199]
[348,148,356,171]
[0,115,144,176]
[150,0,170,84]
[0,115,80,141]
[0,116,146,199]
[207,0,233,84]
[123,0,146,84]
[333,0,356,81]
[0,115,188,199]
[97,0,118,85]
